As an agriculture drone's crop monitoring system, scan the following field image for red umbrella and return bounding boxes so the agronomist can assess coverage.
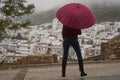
[56,3,96,29]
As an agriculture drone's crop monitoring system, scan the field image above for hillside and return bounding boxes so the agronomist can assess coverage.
[91,5,120,23]
[29,9,56,25]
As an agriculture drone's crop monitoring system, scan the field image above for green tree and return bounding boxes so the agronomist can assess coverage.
[12,33,26,40]
[0,0,34,35]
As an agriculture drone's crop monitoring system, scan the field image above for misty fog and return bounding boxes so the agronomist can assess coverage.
[28,0,120,13]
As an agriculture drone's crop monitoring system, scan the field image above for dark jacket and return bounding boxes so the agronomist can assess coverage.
[62,25,82,38]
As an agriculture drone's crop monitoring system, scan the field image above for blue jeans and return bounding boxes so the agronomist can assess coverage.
[62,37,85,74]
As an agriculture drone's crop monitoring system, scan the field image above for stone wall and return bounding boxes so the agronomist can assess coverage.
[101,35,120,60]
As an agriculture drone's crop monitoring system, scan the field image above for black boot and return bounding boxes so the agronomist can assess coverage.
[62,56,67,77]
[78,60,87,77]
[81,72,87,77]
[62,72,65,77]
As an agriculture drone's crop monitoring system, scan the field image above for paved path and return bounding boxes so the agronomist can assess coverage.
[0,62,120,80]
[13,68,27,80]
[25,62,120,80]
[0,69,20,80]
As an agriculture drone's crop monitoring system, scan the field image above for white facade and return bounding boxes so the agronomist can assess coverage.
[34,44,62,55]
[0,40,35,55]
[52,18,58,30]
[16,43,35,55]
[52,18,62,30]
[0,47,6,62]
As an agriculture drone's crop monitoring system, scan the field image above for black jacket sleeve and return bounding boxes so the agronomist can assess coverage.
[77,29,82,35]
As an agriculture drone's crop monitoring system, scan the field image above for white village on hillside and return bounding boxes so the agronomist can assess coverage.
[0,18,120,63]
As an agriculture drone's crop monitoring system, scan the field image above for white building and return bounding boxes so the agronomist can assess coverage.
[34,43,62,55]
[1,20,120,61]
[0,39,35,55]
[52,18,62,30]
[16,41,35,55]
[0,47,6,62]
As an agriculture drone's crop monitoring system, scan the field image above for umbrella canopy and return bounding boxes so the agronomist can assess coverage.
[56,3,96,29]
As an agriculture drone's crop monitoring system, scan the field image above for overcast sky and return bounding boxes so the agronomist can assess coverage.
[27,0,94,12]
[28,0,120,13]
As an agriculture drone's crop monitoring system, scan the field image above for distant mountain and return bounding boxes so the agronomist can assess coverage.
[29,5,120,25]
[91,5,120,23]
[29,9,56,25]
